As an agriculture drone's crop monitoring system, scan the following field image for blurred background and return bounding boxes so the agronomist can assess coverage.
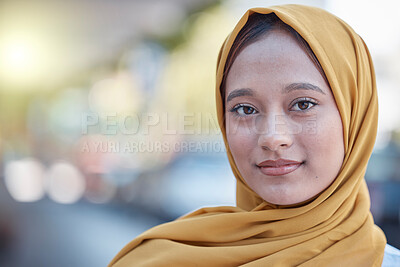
[0,0,399,266]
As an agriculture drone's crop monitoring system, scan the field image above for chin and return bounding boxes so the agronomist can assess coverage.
[264,197,298,206]
[259,189,311,206]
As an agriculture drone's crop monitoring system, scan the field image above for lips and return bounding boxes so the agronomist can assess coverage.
[257,159,303,176]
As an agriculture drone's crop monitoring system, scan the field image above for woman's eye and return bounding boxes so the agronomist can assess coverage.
[230,104,257,116]
[291,99,318,111]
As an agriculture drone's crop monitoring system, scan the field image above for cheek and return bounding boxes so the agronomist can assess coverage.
[226,118,257,164]
[307,112,344,173]
[320,115,343,151]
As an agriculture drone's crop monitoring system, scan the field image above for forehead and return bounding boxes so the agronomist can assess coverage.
[233,29,309,69]
[225,29,328,95]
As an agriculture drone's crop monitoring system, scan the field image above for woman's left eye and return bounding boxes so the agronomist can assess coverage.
[291,98,318,111]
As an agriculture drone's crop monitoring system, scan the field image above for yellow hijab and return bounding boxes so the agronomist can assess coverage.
[109,5,386,266]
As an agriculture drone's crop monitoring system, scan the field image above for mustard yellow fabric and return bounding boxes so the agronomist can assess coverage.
[109,5,386,266]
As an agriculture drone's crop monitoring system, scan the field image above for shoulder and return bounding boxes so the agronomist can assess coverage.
[382,244,400,267]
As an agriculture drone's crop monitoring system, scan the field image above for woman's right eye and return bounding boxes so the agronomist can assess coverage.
[230,104,258,116]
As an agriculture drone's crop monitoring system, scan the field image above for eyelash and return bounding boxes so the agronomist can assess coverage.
[229,98,318,117]
[290,97,319,112]
[229,104,258,117]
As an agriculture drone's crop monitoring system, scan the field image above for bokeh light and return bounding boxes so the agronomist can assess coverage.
[4,158,45,202]
[88,72,144,115]
[0,30,54,88]
[45,161,86,204]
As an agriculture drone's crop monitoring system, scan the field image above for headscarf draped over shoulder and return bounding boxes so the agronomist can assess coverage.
[109,4,386,266]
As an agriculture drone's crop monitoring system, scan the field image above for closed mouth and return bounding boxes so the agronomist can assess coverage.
[257,159,304,176]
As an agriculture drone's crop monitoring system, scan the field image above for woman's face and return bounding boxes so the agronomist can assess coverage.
[225,29,345,205]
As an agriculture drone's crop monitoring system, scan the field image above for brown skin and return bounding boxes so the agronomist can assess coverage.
[225,29,345,205]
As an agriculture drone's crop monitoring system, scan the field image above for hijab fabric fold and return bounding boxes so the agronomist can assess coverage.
[109,4,386,266]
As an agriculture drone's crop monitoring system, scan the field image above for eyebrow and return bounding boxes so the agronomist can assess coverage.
[226,82,326,103]
[226,88,254,102]
[283,82,326,95]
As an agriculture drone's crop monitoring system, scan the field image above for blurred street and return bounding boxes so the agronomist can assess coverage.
[0,180,165,267]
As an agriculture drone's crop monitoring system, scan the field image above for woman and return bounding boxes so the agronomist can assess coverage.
[109,4,400,266]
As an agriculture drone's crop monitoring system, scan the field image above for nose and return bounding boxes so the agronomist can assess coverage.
[257,113,293,151]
